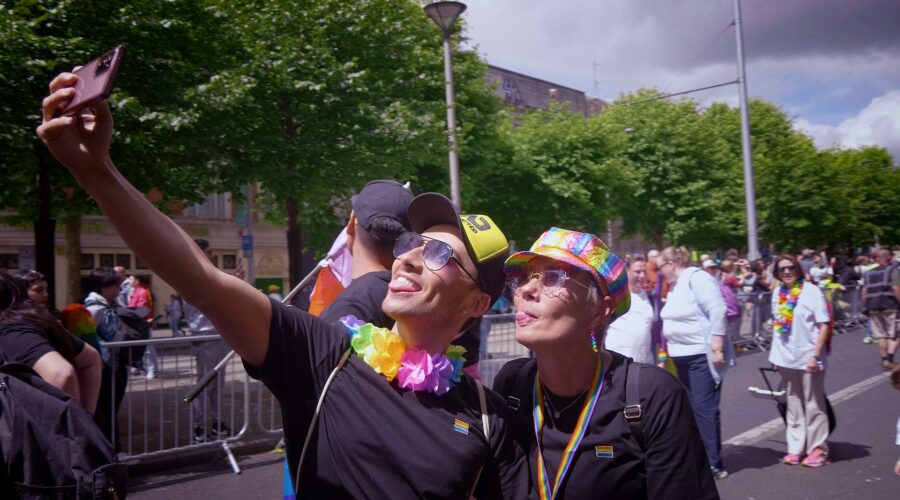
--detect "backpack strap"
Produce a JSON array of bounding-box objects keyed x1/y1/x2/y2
[
  {"x1": 505, "y1": 358, "x2": 536, "y2": 413},
  {"x1": 294, "y1": 347, "x2": 353, "y2": 492},
  {"x1": 623, "y1": 360, "x2": 646, "y2": 452},
  {"x1": 467, "y1": 380, "x2": 491, "y2": 499}
]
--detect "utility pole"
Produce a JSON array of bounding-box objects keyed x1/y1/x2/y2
[{"x1": 734, "y1": 0, "x2": 760, "y2": 260}]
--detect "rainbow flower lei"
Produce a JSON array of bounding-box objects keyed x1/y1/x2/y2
[
  {"x1": 773, "y1": 283, "x2": 803, "y2": 336},
  {"x1": 339, "y1": 316, "x2": 466, "y2": 395}
]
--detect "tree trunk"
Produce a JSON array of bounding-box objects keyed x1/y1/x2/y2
[
  {"x1": 651, "y1": 226, "x2": 665, "y2": 249},
  {"x1": 64, "y1": 215, "x2": 82, "y2": 304},
  {"x1": 286, "y1": 195, "x2": 303, "y2": 287},
  {"x1": 35, "y1": 154, "x2": 56, "y2": 309}
]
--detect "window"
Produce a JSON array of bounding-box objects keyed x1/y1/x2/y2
[
  {"x1": 222, "y1": 254, "x2": 237, "y2": 269},
  {"x1": 81, "y1": 254, "x2": 95, "y2": 270},
  {"x1": 136, "y1": 256, "x2": 149, "y2": 270},
  {"x1": 116, "y1": 254, "x2": 132, "y2": 269},
  {"x1": 0, "y1": 254, "x2": 18, "y2": 270},
  {"x1": 184, "y1": 192, "x2": 232, "y2": 219},
  {"x1": 99, "y1": 254, "x2": 115, "y2": 268}
]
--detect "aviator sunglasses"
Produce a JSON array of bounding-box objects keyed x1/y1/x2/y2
[{"x1": 393, "y1": 232, "x2": 480, "y2": 287}]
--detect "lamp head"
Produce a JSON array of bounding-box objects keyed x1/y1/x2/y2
[{"x1": 424, "y1": 1, "x2": 467, "y2": 35}]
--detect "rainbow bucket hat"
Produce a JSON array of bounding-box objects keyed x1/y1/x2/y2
[{"x1": 504, "y1": 227, "x2": 630, "y2": 321}]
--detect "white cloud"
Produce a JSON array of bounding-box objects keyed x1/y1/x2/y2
[
  {"x1": 794, "y1": 90, "x2": 900, "y2": 160},
  {"x1": 463, "y1": 0, "x2": 900, "y2": 130}
]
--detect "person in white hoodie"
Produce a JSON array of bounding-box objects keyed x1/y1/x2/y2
[{"x1": 656, "y1": 246, "x2": 732, "y2": 480}]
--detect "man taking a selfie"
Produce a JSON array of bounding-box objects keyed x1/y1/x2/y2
[{"x1": 38, "y1": 71, "x2": 528, "y2": 498}]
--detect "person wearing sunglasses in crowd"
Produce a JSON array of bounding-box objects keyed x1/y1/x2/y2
[
  {"x1": 769, "y1": 255, "x2": 833, "y2": 467},
  {"x1": 37, "y1": 73, "x2": 528, "y2": 497},
  {"x1": 493, "y1": 228, "x2": 718, "y2": 500}
]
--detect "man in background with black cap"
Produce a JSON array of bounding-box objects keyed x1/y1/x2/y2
[
  {"x1": 318, "y1": 179, "x2": 413, "y2": 328},
  {"x1": 38, "y1": 78, "x2": 528, "y2": 497}
]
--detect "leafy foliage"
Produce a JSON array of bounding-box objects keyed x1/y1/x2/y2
[{"x1": 0, "y1": 0, "x2": 246, "y2": 225}]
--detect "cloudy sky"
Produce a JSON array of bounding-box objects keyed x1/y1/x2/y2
[{"x1": 463, "y1": 0, "x2": 900, "y2": 159}]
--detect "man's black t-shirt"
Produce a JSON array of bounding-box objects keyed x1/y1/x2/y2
[
  {"x1": 0, "y1": 321, "x2": 85, "y2": 367},
  {"x1": 493, "y1": 352, "x2": 718, "y2": 500},
  {"x1": 243, "y1": 298, "x2": 529, "y2": 499},
  {"x1": 320, "y1": 271, "x2": 393, "y2": 328}
]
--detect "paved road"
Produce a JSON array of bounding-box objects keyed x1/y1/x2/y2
[{"x1": 130, "y1": 326, "x2": 900, "y2": 499}]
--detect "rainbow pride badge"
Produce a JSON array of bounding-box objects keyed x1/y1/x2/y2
[
  {"x1": 453, "y1": 419, "x2": 470, "y2": 435},
  {"x1": 595, "y1": 445, "x2": 614, "y2": 459}
]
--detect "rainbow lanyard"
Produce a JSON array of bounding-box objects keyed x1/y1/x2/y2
[{"x1": 533, "y1": 357, "x2": 605, "y2": 500}]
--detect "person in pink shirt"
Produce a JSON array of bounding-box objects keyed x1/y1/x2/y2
[{"x1": 127, "y1": 275, "x2": 157, "y2": 379}]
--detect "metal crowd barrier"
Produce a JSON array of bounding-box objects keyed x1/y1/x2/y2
[
  {"x1": 100, "y1": 287, "x2": 868, "y2": 473},
  {"x1": 830, "y1": 285, "x2": 866, "y2": 334},
  {"x1": 100, "y1": 335, "x2": 276, "y2": 474},
  {"x1": 479, "y1": 313, "x2": 529, "y2": 387},
  {"x1": 732, "y1": 291, "x2": 773, "y2": 352}
]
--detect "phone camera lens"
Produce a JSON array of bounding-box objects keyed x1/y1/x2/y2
[{"x1": 97, "y1": 54, "x2": 113, "y2": 73}]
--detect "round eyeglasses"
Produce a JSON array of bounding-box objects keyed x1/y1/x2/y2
[{"x1": 506, "y1": 268, "x2": 591, "y2": 296}]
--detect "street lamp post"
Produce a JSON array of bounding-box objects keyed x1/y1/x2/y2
[
  {"x1": 733, "y1": 0, "x2": 760, "y2": 260},
  {"x1": 424, "y1": 1, "x2": 467, "y2": 210}
]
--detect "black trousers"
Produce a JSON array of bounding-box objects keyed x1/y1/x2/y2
[{"x1": 94, "y1": 361, "x2": 128, "y2": 452}]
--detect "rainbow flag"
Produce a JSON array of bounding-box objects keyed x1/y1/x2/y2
[
  {"x1": 61, "y1": 303, "x2": 103, "y2": 353},
  {"x1": 307, "y1": 227, "x2": 352, "y2": 316}
]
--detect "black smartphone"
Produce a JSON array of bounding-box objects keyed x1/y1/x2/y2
[{"x1": 57, "y1": 45, "x2": 126, "y2": 117}]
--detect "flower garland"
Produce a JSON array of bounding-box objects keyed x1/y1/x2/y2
[
  {"x1": 339, "y1": 316, "x2": 465, "y2": 395},
  {"x1": 773, "y1": 282, "x2": 803, "y2": 336}
]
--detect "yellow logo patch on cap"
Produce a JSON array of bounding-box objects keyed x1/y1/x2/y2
[{"x1": 460, "y1": 215, "x2": 508, "y2": 263}]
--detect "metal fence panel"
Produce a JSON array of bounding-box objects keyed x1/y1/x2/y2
[
  {"x1": 98, "y1": 288, "x2": 865, "y2": 471},
  {"x1": 100, "y1": 336, "x2": 252, "y2": 472}
]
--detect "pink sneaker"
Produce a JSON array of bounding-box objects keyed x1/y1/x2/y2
[
  {"x1": 782, "y1": 453, "x2": 802, "y2": 465},
  {"x1": 801, "y1": 448, "x2": 830, "y2": 468}
]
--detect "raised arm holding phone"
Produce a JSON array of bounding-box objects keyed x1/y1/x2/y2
[{"x1": 37, "y1": 71, "x2": 272, "y2": 367}]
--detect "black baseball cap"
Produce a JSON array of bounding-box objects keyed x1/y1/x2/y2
[
  {"x1": 351, "y1": 180, "x2": 414, "y2": 239},
  {"x1": 407, "y1": 193, "x2": 510, "y2": 304}
]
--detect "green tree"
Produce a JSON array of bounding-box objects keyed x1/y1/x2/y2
[
  {"x1": 0, "y1": 0, "x2": 244, "y2": 302},
  {"x1": 597, "y1": 89, "x2": 743, "y2": 248},
  {"x1": 746, "y1": 100, "x2": 844, "y2": 250},
  {"x1": 191, "y1": 0, "x2": 506, "y2": 283},
  {"x1": 473, "y1": 104, "x2": 619, "y2": 245},
  {"x1": 824, "y1": 146, "x2": 899, "y2": 247}
]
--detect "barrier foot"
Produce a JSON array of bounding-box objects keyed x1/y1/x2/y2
[{"x1": 223, "y1": 442, "x2": 241, "y2": 474}]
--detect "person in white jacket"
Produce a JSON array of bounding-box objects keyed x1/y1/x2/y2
[{"x1": 656, "y1": 246, "x2": 731, "y2": 480}]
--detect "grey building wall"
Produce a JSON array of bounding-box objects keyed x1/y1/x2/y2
[{"x1": 486, "y1": 65, "x2": 591, "y2": 115}]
